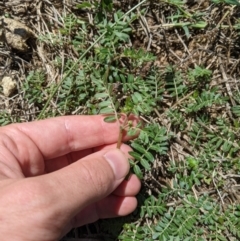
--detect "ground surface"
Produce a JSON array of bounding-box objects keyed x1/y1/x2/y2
[{"x1": 1, "y1": 0, "x2": 240, "y2": 240}]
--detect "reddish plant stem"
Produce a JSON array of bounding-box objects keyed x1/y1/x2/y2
[
  {"x1": 116, "y1": 114, "x2": 132, "y2": 180},
  {"x1": 117, "y1": 126, "x2": 124, "y2": 149}
]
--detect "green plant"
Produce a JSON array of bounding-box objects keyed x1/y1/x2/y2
[
  {"x1": 0, "y1": 111, "x2": 12, "y2": 126},
  {"x1": 185, "y1": 89, "x2": 227, "y2": 113},
  {"x1": 129, "y1": 124, "x2": 169, "y2": 179},
  {"x1": 116, "y1": 194, "x2": 240, "y2": 240},
  {"x1": 23, "y1": 71, "x2": 47, "y2": 106},
  {"x1": 36, "y1": 0, "x2": 147, "y2": 119},
  {"x1": 188, "y1": 66, "x2": 212, "y2": 85},
  {"x1": 164, "y1": 65, "x2": 187, "y2": 99}
]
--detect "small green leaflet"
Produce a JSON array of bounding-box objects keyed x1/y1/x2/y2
[
  {"x1": 127, "y1": 127, "x2": 138, "y2": 136},
  {"x1": 140, "y1": 158, "x2": 151, "y2": 170},
  {"x1": 211, "y1": 0, "x2": 240, "y2": 5},
  {"x1": 133, "y1": 164, "x2": 143, "y2": 179},
  {"x1": 76, "y1": 2, "x2": 92, "y2": 9},
  {"x1": 95, "y1": 92, "x2": 109, "y2": 98},
  {"x1": 131, "y1": 142, "x2": 146, "y2": 153},
  {"x1": 100, "y1": 107, "x2": 114, "y2": 114},
  {"x1": 129, "y1": 151, "x2": 142, "y2": 160},
  {"x1": 98, "y1": 100, "x2": 111, "y2": 108},
  {"x1": 224, "y1": 0, "x2": 240, "y2": 5},
  {"x1": 104, "y1": 115, "x2": 117, "y2": 123}
]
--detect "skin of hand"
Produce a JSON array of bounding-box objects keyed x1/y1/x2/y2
[{"x1": 0, "y1": 115, "x2": 141, "y2": 241}]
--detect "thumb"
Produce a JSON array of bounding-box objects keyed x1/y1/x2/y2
[{"x1": 44, "y1": 149, "x2": 129, "y2": 219}]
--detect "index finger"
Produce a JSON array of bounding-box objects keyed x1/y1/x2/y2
[{"x1": 1, "y1": 115, "x2": 138, "y2": 159}]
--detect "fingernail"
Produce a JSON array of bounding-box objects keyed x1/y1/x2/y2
[{"x1": 104, "y1": 149, "x2": 129, "y2": 180}]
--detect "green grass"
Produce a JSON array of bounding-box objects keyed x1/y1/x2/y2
[{"x1": 1, "y1": 0, "x2": 240, "y2": 240}]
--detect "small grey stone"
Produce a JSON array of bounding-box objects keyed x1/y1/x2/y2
[{"x1": 1, "y1": 76, "x2": 17, "y2": 97}]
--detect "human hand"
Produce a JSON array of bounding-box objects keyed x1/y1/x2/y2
[{"x1": 0, "y1": 115, "x2": 141, "y2": 241}]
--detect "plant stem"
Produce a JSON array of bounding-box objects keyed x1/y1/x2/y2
[
  {"x1": 116, "y1": 114, "x2": 132, "y2": 180},
  {"x1": 117, "y1": 126, "x2": 124, "y2": 149}
]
